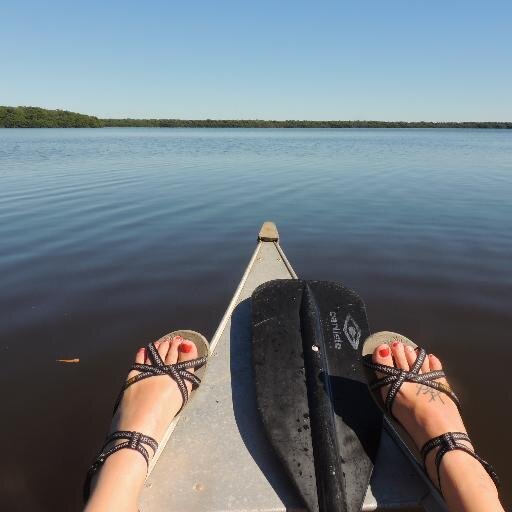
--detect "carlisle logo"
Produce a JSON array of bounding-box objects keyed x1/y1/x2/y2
[
  {"x1": 330, "y1": 311, "x2": 361, "y2": 350},
  {"x1": 343, "y1": 314, "x2": 361, "y2": 350}
]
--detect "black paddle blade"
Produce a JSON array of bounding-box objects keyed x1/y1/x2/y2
[{"x1": 252, "y1": 280, "x2": 382, "y2": 512}]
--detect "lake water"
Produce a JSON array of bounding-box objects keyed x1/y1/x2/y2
[{"x1": 1, "y1": 128, "x2": 511, "y2": 510}]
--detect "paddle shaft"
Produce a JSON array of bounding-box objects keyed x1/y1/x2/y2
[{"x1": 300, "y1": 285, "x2": 345, "y2": 512}]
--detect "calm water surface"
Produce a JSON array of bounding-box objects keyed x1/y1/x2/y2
[{"x1": 1, "y1": 128, "x2": 511, "y2": 510}]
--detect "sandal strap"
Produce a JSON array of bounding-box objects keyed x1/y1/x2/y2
[
  {"x1": 420, "y1": 432, "x2": 499, "y2": 495},
  {"x1": 113, "y1": 341, "x2": 208, "y2": 413},
  {"x1": 363, "y1": 348, "x2": 460, "y2": 414},
  {"x1": 83, "y1": 430, "x2": 158, "y2": 502}
]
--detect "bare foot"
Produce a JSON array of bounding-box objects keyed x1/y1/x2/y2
[
  {"x1": 85, "y1": 334, "x2": 198, "y2": 511},
  {"x1": 373, "y1": 340, "x2": 466, "y2": 452},
  {"x1": 371, "y1": 339, "x2": 500, "y2": 502},
  {"x1": 372, "y1": 340, "x2": 503, "y2": 512},
  {"x1": 111, "y1": 334, "x2": 198, "y2": 444}
]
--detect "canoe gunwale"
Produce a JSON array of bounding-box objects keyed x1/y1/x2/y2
[{"x1": 209, "y1": 238, "x2": 296, "y2": 354}]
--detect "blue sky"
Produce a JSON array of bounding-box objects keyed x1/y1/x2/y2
[{"x1": 1, "y1": 0, "x2": 511, "y2": 120}]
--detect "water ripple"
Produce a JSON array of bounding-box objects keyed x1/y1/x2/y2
[{"x1": 1, "y1": 127, "x2": 512, "y2": 509}]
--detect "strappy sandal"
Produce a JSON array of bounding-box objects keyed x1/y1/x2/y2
[
  {"x1": 83, "y1": 330, "x2": 209, "y2": 502},
  {"x1": 361, "y1": 331, "x2": 499, "y2": 495}
]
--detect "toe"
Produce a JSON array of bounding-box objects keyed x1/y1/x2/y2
[
  {"x1": 404, "y1": 345, "x2": 429, "y2": 373},
  {"x1": 178, "y1": 338, "x2": 199, "y2": 393},
  {"x1": 429, "y1": 353, "x2": 442, "y2": 371},
  {"x1": 178, "y1": 338, "x2": 198, "y2": 364},
  {"x1": 421, "y1": 349, "x2": 431, "y2": 373},
  {"x1": 157, "y1": 339, "x2": 170, "y2": 361},
  {"x1": 391, "y1": 340, "x2": 410, "y2": 370},
  {"x1": 372, "y1": 343, "x2": 393, "y2": 368},
  {"x1": 165, "y1": 335, "x2": 182, "y2": 365},
  {"x1": 135, "y1": 347, "x2": 146, "y2": 364},
  {"x1": 404, "y1": 345, "x2": 417, "y2": 368},
  {"x1": 428, "y1": 353, "x2": 449, "y2": 385},
  {"x1": 372, "y1": 344, "x2": 394, "y2": 401}
]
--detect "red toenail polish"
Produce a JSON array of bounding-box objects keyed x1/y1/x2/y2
[
  {"x1": 179, "y1": 342, "x2": 192, "y2": 353},
  {"x1": 378, "y1": 347, "x2": 390, "y2": 357},
  {"x1": 392, "y1": 340, "x2": 399, "y2": 347}
]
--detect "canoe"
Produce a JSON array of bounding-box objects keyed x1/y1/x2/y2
[{"x1": 139, "y1": 222, "x2": 446, "y2": 511}]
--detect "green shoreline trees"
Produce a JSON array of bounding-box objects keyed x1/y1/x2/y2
[
  {"x1": 102, "y1": 118, "x2": 512, "y2": 128},
  {"x1": 0, "y1": 106, "x2": 103, "y2": 128},
  {"x1": 1, "y1": 106, "x2": 511, "y2": 128}
]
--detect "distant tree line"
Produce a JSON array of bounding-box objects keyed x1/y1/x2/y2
[
  {"x1": 1, "y1": 106, "x2": 511, "y2": 129},
  {"x1": 102, "y1": 118, "x2": 512, "y2": 129},
  {"x1": 0, "y1": 106, "x2": 103, "y2": 128}
]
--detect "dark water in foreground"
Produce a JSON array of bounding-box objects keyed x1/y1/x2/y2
[{"x1": 0, "y1": 128, "x2": 511, "y2": 510}]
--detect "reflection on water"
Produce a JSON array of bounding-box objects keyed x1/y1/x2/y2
[{"x1": 0, "y1": 128, "x2": 511, "y2": 510}]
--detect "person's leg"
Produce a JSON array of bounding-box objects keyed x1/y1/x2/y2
[
  {"x1": 372, "y1": 341, "x2": 503, "y2": 512},
  {"x1": 85, "y1": 335, "x2": 198, "y2": 512}
]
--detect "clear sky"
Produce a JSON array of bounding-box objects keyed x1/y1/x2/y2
[{"x1": 1, "y1": 0, "x2": 511, "y2": 121}]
